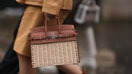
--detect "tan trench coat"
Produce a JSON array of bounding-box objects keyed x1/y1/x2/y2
[
  {"x1": 14, "y1": 0, "x2": 73, "y2": 56},
  {"x1": 16, "y1": 0, "x2": 73, "y2": 15}
]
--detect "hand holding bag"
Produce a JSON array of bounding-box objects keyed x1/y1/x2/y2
[{"x1": 29, "y1": 16, "x2": 80, "y2": 68}]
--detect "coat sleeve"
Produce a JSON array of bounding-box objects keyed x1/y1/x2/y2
[
  {"x1": 42, "y1": 0, "x2": 63, "y2": 15},
  {"x1": 16, "y1": 0, "x2": 25, "y2": 4}
]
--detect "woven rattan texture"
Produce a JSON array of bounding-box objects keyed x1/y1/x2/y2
[{"x1": 31, "y1": 41, "x2": 79, "y2": 68}]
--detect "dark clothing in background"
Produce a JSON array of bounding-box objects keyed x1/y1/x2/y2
[
  {"x1": 0, "y1": 43, "x2": 19, "y2": 74},
  {"x1": 0, "y1": 17, "x2": 21, "y2": 74}
]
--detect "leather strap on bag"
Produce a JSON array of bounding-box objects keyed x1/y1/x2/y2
[{"x1": 44, "y1": 14, "x2": 61, "y2": 35}]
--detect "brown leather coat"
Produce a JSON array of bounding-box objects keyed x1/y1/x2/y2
[{"x1": 16, "y1": 0, "x2": 73, "y2": 15}]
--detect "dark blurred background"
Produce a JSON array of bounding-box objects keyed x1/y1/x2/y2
[
  {"x1": 0, "y1": 0, "x2": 23, "y2": 57},
  {"x1": 0, "y1": 0, "x2": 21, "y2": 9},
  {"x1": 0, "y1": 0, "x2": 132, "y2": 74}
]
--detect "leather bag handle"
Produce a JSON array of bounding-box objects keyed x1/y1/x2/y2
[{"x1": 44, "y1": 14, "x2": 61, "y2": 35}]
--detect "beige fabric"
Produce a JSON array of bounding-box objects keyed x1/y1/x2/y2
[
  {"x1": 14, "y1": 6, "x2": 70, "y2": 57},
  {"x1": 16, "y1": 0, "x2": 72, "y2": 15}
]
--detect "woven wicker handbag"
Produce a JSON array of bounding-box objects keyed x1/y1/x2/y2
[{"x1": 29, "y1": 17, "x2": 80, "y2": 68}]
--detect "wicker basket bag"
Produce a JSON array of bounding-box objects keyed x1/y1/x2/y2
[{"x1": 29, "y1": 17, "x2": 80, "y2": 68}]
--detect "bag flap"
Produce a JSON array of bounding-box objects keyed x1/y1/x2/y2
[
  {"x1": 30, "y1": 25, "x2": 75, "y2": 34},
  {"x1": 29, "y1": 25, "x2": 77, "y2": 40}
]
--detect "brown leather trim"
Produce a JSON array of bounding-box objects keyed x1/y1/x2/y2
[
  {"x1": 30, "y1": 25, "x2": 75, "y2": 33},
  {"x1": 30, "y1": 37, "x2": 77, "y2": 44},
  {"x1": 30, "y1": 31, "x2": 77, "y2": 39}
]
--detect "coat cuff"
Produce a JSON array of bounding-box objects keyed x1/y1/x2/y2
[{"x1": 42, "y1": 5, "x2": 61, "y2": 15}]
